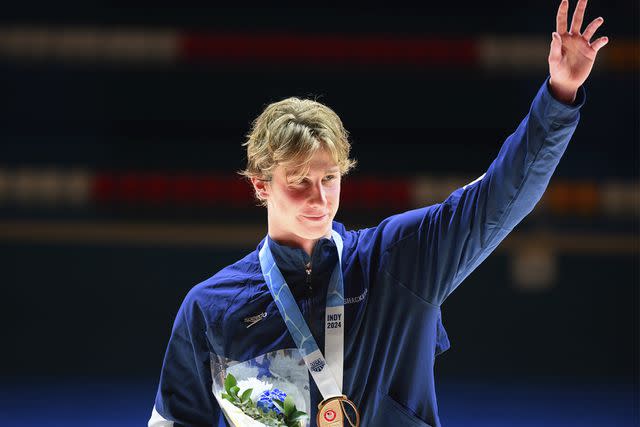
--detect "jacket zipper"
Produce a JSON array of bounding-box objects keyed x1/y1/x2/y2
[
  {"x1": 304, "y1": 260, "x2": 314, "y2": 337},
  {"x1": 305, "y1": 261, "x2": 312, "y2": 290}
]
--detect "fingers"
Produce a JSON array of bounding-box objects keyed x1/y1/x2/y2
[
  {"x1": 570, "y1": 0, "x2": 588, "y2": 34},
  {"x1": 582, "y1": 17, "x2": 604, "y2": 42},
  {"x1": 590, "y1": 36, "x2": 609, "y2": 53},
  {"x1": 549, "y1": 32, "x2": 563, "y2": 64},
  {"x1": 556, "y1": 0, "x2": 569, "y2": 34}
]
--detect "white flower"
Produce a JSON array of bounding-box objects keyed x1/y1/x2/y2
[
  {"x1": 236, "y1": 377, "x2": 272, "y2": 403},
  {"x1": 268, "y1": 354, "x2": 305, "y2": 379},
  {"x1": 229, "y1": 364, "x2": 260, "y2": 380}
]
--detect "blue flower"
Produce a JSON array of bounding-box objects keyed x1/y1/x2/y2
[{"x1": 256, "y1": 388, "x2": 287, "y2": 414}]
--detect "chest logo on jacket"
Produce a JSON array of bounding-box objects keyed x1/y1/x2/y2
[{"x1": 243, "y1": 312, "x2": 267, "y2": 328}]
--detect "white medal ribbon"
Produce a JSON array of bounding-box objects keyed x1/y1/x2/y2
[{"x1": 259, "y1": 230, "x2": 345, "y2": 400}]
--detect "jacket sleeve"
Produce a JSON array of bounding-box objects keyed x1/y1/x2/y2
[
  {"x1": 149, "y1": 292, "x2": 224, "y2": 427},
  {"x1": 372, "y1": 76, "x2": 586, "y2": 306}
]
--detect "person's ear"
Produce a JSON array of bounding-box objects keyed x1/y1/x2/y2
[{"x1": 251, "y1": 177, "x2": 270, "y2": 201}]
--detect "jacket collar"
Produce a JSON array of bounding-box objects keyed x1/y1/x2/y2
[{"x1": 267, "y1": 235, "x2": 338, "y2": 288}]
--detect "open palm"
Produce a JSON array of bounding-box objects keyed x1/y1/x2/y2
[{"x1": 549, "y1": 0, "x2": 608, "y2": 95}]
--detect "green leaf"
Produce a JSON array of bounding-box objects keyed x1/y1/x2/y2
[
  {"x1": 224, "y1": 374, "x2": 237, "y2": 394},
  {"x1": 241, "y1": 388, "x2": 253, "y2": 403},
  {"x1": 221, "y1": 393, "x2": 235, "y2": 403},
  {"x1": 285, "y1": 418, "x2": 301, "y2": 427},
  {"x1": 230, "y1": 385, "x2": 240, "y2": 397},
  {"x1": 283, "y1": 396, "x2": 295, "y2": 417}
]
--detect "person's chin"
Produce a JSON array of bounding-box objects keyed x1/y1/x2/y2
[{"x1": 298, "y1": 215, "x2": 332, "y2": 234}]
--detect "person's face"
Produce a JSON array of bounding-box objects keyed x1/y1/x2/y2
[{"x1": 253, "y1": 149, "x2": 341, "y2": 250}]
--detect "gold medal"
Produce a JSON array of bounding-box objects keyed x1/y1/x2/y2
[{"x1": 317, "y1": 395, "x2": 360, "y2": 427}]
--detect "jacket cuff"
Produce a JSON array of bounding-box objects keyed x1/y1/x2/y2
[{"x1": 541, "y1": 75, "x2": 586, "y2": 123}]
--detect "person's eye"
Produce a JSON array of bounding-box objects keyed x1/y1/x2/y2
[
  {"x1": 323, "y1": 174, "x2": 337, "y2": 182},
  {"x1": 289, "y1": 177, "x2": 309, "y2": 187}
]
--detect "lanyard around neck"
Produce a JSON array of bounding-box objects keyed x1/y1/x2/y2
[{"x1": 259, "y1": 231, "x2": 345, "y2": 400}]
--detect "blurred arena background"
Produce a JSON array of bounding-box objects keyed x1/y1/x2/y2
[{"x1": 0, "y1": 1, "x2": 638, "y2": 426}]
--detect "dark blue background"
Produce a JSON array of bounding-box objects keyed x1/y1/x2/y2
[{"x1": 1, "y1": 1, "x2": 637, "y2": 426}]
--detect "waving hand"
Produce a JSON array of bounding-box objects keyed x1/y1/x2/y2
[{"x1": 548, "y1": 0, "x2": 609, "y2": 103}]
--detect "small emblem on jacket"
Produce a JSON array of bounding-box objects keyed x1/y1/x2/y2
[
  {"x1": 243, "y1": 312, "x2": 267, "y2": 328},
  {"x1": 309, "y1": 358, "x2": 325, "y2": 372}
]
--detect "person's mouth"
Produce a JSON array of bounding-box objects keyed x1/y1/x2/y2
[{"x1": 301, "y1": 214, "x2": 328, "y2": 222}]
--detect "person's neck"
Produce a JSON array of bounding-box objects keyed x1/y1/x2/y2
[
  {"x1": 268, "y1": 232, "x2": 317, "y2": 258},
  {"x1": 267, "y1": 216, "x2": 330, "y2": 257}
]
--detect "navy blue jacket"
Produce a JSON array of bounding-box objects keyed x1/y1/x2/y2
[{"x1": 150, "y1": 77, "x2": 585, "y2": 427}]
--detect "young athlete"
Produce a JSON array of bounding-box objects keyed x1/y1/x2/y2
[{"x1": 149, "y1": 1, "x2": 608, "y2": 425}]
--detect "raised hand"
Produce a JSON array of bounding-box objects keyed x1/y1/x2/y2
[{"x1": 548, "y1": 0, "x2": 609, "y2": 103}]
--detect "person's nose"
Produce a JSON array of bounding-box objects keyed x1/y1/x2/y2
[{"x1": 308, "y1": 180, "x2": 327, "y2": 207}]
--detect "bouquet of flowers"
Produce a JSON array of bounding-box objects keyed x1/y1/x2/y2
[
  {"x1": 219, "y1": 373, "x2": 308, "y2": 427},
  {"x1": 211, "y1": 349, "x2": 311, "y2": 427}
]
